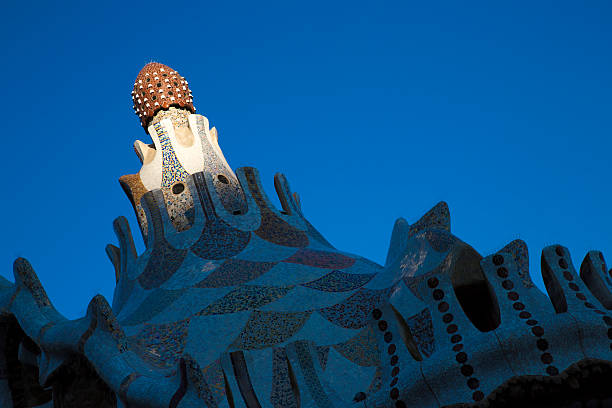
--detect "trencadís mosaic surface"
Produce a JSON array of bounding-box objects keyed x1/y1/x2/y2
[{"x1": 0, "y1": 63, "x2": 610, "y2": 408}]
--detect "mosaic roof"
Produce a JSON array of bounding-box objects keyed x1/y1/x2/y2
[{"x1": 0, "y1": 62, "x2": 610, "y2": 408}]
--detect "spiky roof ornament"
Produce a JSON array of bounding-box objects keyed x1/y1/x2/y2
[
  {"x1": 131, "y1": 62, "x2": 195, "y2": 129},
  {"x1": 0, "y1": 61, "x2": 610, "y2": 408}
]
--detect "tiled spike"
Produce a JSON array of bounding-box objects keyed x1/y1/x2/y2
[
  {"x1": 86, "y1": 295, "x2": 128, "y2": 353},
  {"x1": 238, "y1": 166, "x2": 309, "y2": 247},
  {"x1": 140, "y1": 192, "x2": 166, "y2": 248},
  {"x1": 580, "y1": 251, "x2": 612, "y2": 309},
  {"x1": 118, "y1": 174, "x2": 150, "y2": 242},
  {"x1": 542, "y1": 245, "x2": 612, "y2": 360},
  {"x1": 408, "y1": 201, "x2": 450, "y2": 237},
  {"x1": 541, "y1": 245, "x2": 571, "y2": 313},
  {"x1": 385, "y1": 217, "x2": 410, "y2": 267},
  {"x1": 12, "y1": 258, "x2": 51, "y2": 308},
  {"x1": 498, "y1": 239, "x2": 534, "y2": 288},
  {"x1": 542, "y1": 245, "x2": 610, "y2": 312},
  {"x1": 111, "y1": 216, "x2": 139, "y2": 313},
  {"x1": 112, "y1": 216, "x2": 137, "y2": 271},
  {"x1": 133, "y1": 140, "x2": 156, "y2": 164},
  {"x1": 240, "y1": 167, "x2": 277, "y2": 212},
  {"x1": 292, "y1": 192, "x2": 301, "y2": 210},
  {"x1": 274, "y1": 173, "x2": 300, "y2": 216},
  {"x1": 105, "y1": 244, "x2": 121, "y2": 283}
]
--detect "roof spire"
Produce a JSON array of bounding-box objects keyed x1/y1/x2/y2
[{"x1": 131, "y1": 62, "x2": 195, "y2": 130}]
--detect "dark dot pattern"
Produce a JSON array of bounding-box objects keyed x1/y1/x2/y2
[
  {"x1": 492, "y1": 254, "x2": 558, "y2": 376},
  {"x1": 467, "y1": 378, "x2": 480, "y2": 389},
  {"x1": 428, "y1": 277, "x2": 483, "y2": 401},
  {"x1": 372, "y1": 308, "x2": 406, "y2": 406},
  {"x1": 540, "y1": 353, "x2": 553, "y2": 364},
  {"x1": 556, "y1": 250, "x2": 612, "y2": 352},
  {"x1": 455, "y1": 352, "x2": 467, "y2": 363},
  {"x1": 461, "y1": 365, "x2": 474, "y2": 377},
  {"x1": 536, "y1": 339, "x2": 549, "y2": 351},
  {"x1": 433, "y1": 289, "x2": 444, "y2": 300}
]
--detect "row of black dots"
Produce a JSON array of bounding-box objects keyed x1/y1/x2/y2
[
  {"x1": 426, "y1": 277, "x2": 484, "y2": 402},
  {"x1": 492, "y1": 254, "x2": 559, "y2": 376},
  {"x1": 554, "y1": 246, "x2": 612, "y2": 350},
  {"x1": 372, "y1": 308, "x2": 407, "y2": 408}
]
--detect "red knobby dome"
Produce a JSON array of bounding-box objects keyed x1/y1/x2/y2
[{"x1": 132, "y1": 62, "x2": 195, "y2": 129}]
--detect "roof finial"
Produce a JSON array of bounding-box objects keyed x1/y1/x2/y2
[{"x1": 131, "y1": 62, "x2": 195, "y2": 130}]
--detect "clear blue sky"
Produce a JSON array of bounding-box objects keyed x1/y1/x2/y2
[{"x1": 1, "y1": 1, "x2": 610, "y2": 319}]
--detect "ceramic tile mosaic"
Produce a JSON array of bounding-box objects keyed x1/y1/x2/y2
[{"x1": 2, "y1": 62, "x2": 610, "y2": 407}]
